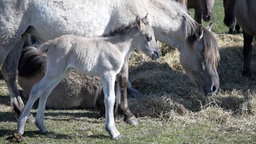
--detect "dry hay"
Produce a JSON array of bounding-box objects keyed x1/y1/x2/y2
[{"x1": 128, "y1": 33, "x2": 256, "y2": 119}]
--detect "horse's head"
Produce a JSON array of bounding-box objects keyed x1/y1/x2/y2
[
  {"x1": 223, "y1": 0, "x2": 236, "y2": 27},
  {"x1": 201, "y1": 0, "x2": 214, "y2": 21},
  {"x1": 133, "y1": 15, "x2": 161, "y2": 60},
  {"x1": 180, "y1": 25, "x2": 220, "y2": 96}
]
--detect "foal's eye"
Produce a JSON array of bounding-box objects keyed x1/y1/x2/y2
[{"x1": 146, "y1": 35, "x2": 152, "y2": 41}]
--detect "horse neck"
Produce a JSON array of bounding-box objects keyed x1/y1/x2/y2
[
  {"x1": 148, "y1": 0, "x2": 199, "y2": 50},
  {"x1": 106, "y1": 27, "x2": 139, "y2": 57}
]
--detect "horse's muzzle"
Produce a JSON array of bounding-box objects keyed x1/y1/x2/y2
[
  {"x1": 151, "y1": 50, "x2": 161, "y2": 60},
  {"x1": 204, "y1": 84, "x2": 218, "y2": 96}
]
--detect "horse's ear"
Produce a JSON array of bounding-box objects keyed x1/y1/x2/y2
[
  {"x1": 187, "y1": 25, "x2": 203, "y2": 44},
  {"x1": 141, "y1": 13, "x2": 149, "y2": 25},
  {"x1": 195, "y1": 25, "x2": 203, "y2": 40},
  {"x1": 136, "y1": 16, "x2": 141, "y2": 26},
  {"x1": 206, "y1": 22, "x2": 213, "y2": 32}
]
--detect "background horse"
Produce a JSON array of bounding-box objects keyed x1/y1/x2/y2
[
  {"x1": 15, "y1": 16, "x2": 160, "y2": 141},
  {"x1": 177, "y1": 0, "x2": 215, "y2": 24},
  {"x1": 224, "y1": 0, "x2": 256, "y2": 76},
  {"x1": 223, "y1": 0, "x2": 240, "y2": 34},
  {"x1": 1, "y1": 0, "x2": 219, "y2": 128}
]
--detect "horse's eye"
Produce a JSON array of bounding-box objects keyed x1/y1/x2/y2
[{"x1": 146, "y1": 35, "x2": 152, "y2": 41}]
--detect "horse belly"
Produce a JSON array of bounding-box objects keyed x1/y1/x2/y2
[
  {"x1": 234, "y1": 0, "x2": 256, "y2": 35},
  {"x1": 29, "y1": 0, "x2": 113, "y2": 41}
]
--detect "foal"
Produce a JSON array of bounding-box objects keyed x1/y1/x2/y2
[{"x1": 15, "y1": 16, "x2": 160, "y2": 140}]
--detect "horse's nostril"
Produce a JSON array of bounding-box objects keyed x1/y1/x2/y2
[{"x1": 211, "y1": 85, "x2": 217, "y2": 92}]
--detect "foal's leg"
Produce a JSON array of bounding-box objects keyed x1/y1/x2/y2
[
  {"x1": 242, "y1": 31, "x2": 253, "y2": 77},
  {"x1": 117, "y1": 56, "x2": 139, "y2": 126},
  {"x1": 101, "y1": 72, "x2": 121, "y2": 140},
  {"x1": 35, "y1": 74, "x2": 65, "y2": 133},
  {"x1": 1, "y1": 35, "x2": 34, "y2": 123}
]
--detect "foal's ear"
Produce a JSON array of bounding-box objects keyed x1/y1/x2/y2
[
  {"x1": 141, "y1": 13, "x2": 149, "y2": 25},
  {"x1": 136, "y1": 16, "x2": 141, "y2": 26}
]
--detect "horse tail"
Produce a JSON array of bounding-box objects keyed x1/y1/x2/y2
[{"x1": 18, "y1": 46, "x2": 46, "y2": 77}]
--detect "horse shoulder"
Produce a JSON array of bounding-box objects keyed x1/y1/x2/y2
[{"x1": 96, "y1": 41, "x2": 123, "y2": 72}]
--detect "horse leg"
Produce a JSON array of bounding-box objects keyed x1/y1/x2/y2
[
  {"x1": 1, "y1": 35, "x2": 34, "y2": 123},
  {"x1": 235, "y1": 22, "x2": 240, "y2": 33},
  {"x1": 242, "y1": 31, "x2": 254, "y2": 77},
  {"x1": 117, "y1": 57, "x2": 139, "y2": 126},
  {"x1": 194, "y1": 8, "x2": 202, "y2": 24},
  {"x1": 101, "y1": 72, "x2": 121, "y2": 140}
]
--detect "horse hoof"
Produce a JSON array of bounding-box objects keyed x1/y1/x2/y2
[
  {"x1": 6, "y1": 133, "x2": 23, "y2": 143},
  {"x1": 112, "y1": 134, "x2": 122, "y2": 140},
  {"x1": 126, "y1": 117, "x2": 139, "y2": 126},
  {"x1": 242, "y1": 70, "x2": 251, "y2": 77},
  {"x1": 26, "y1": 114, "x2": 35, "y2": 123}
]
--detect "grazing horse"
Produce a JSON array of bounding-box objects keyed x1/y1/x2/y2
[
  {"x1": 223, "y1": 0, "x2": 240, "y2": 34},
  {"x1": 14, "y1": 16, "x2": 160, "y2": 141},
  {"x1": 176, "y1": 0, "x2": 215, "y2": 24},
  {"x1": 18, "y1": 0, "x2": 220, "y2": 116},
  {"x1": 1, "y1": 0, "x2": 219, "y2": 129},
  {"x1": 224, "y1": 0, "x2": 256, "y2": 76}
]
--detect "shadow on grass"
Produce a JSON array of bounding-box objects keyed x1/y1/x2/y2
[
  {"x1": 1, "y1": 129, "x2": 74, "y2": 142},
  {"x1": 88, "y1": 134, "x2": 109, "y2": 139},
  {"x1": 0, "y1": 94, "x2": 10, "y2": 107},
  {"x1": 0, "y1": 112, "x2": 16, "y2": 122}
]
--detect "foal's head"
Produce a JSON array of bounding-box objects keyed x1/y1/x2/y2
[{"x1": 132, "y1": 15, "x2": 161, "y2": 60}]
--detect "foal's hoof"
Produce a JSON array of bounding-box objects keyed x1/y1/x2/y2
[
  {"x1": 6, "y1": 133, "x2": 23, "y2": 143},
  {"x1": 26, "y1": 114, "x2": 35, "y2": 123},
  {"x1": 125, "y1": 117, "x2": 139, "y2": 126},
  {"x1": 112, "y1": 134, "x2": 122, "y2": 140}
]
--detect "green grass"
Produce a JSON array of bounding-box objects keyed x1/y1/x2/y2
[{"x1": 189, "y1": 0, "x2": 229, "y2": 34}]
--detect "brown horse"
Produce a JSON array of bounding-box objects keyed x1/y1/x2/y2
[
  {"x1": 176, "y1": 0, "x2": 215, "y2": 24},
  {"x1": 225, "y1": 0, "x2": 256, "y2": 76},
  {"x1": 223, "y1": 0, "x2": 240, "y2": 34}
]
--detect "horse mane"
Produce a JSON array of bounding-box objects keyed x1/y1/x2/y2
[
  {"x1": 202, "y1": 29, "x2": 220, "y2": 68},
  {"x1": 103, "y1": 20, "x2": 139, "y2": 37},
  {"x1": 184, "y1": 16, "x2": 219, "y2": 68},
  {"x1": 18, "y1": 46, "x2": 46, "y2": 77}
]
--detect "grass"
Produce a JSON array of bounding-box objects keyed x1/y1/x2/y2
[{"x1": 1, "y1": 0, "x2": 256, "y2": 143}]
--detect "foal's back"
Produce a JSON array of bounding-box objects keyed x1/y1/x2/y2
[{"x1": 40, "y1": 35, "x2": 123, "y2": 75}]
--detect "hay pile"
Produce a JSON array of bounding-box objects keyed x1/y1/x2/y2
[{"x1": 128, "y1": 33, "x2": 256, "y2": 119}]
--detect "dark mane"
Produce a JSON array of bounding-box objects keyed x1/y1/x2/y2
[
  {"x1": 18, "y1": 46, "x2": 46, "y2": 77},
  {"x1": 103, "y1": 21, "x2": 137, "y2": 37}
]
